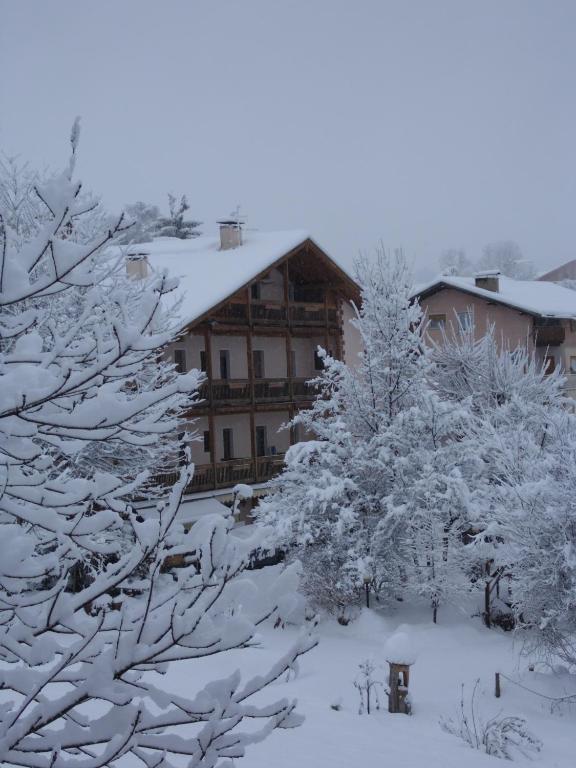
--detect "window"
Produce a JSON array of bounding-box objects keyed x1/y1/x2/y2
[
  {"x1": 174, "y1": 349, "x2": 186, "y2": 373},
  {"x1": 200, "y1": 350, "x2": 207, "y2": 373},
  {"x1": 255, "y1": 426, "x2": 268, "y2": 457},
  {"x1": 222, "y1": 428, "x2": 233, "y2": 461},
  {"x1": 570, "y1": 356, "x2": 576, "y2": 374},
  {"x1": 314, "y1": 350, "x2": 324, "y2": 371},
  {"x1": 253, "y1": 349, "x2": 265, "y2": 379},
  {"x1": 290, "y1": 349, "x2": 297, "y2": 377},
  {"x1": 544, "y1": 356, "x2": 556, "y2": 375},
  {"x1": 457, "y1": 311, "x2": 473, "y2": 331},
  {"x1": 219, "y1": 350, "x2": 230, "y2": 380},
  {"x1": 203, "y1": 431, "x2": 210, "y2": 453},
  {"x1": 428, "y1": 314, "x2": 446, "y2": 331},
  {"x1": 251, "y1": 282, "x2": 261, "y2": 300}
]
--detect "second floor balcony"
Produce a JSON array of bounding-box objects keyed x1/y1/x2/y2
[
  {"x1": 211, "y1": 298, "x2": 338, "y2": 327},
  {"x1": 197, "y1": 377, "x2": 317, "y2": 408}
]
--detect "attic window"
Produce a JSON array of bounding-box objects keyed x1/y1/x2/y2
[{"x1": 251, "y1": 283, "x2": 261, "y2": 300}]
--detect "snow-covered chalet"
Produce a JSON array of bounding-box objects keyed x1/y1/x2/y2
[{"x1": 126, "y1": 222, "x2": 360, "y2": 503}]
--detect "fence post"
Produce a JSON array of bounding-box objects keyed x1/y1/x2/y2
[{"x1": 495, "y1": 672, "x2": 501, "y2": 698}]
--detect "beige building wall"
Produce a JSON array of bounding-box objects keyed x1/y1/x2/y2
[
  {"x1": 255, "y1": 410, "x2": 291, "y2": 454},
  {"x1": 186, "y1": 416, "x2": 210, "y2": 466},
  {"x1": 292, "y1": 335, "x2": 324, "y2": 378},
  {"x1": 168, "y1": 332, "x2": 204, "y2": 373},
  {"x1": 252, "y1": 335, "x2": 287, "y2": 377},
  {"x1": 211, "y1": 334, "x2": 248, "y2": 378},
  {"x1": 214, "y1": 413, "x2": 251, "y2": 460}
]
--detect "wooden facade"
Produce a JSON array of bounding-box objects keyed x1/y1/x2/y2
[{"x1": 157, "y1": 238, "x2": 359, "y2": 495}]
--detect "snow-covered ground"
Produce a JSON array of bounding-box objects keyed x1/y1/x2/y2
[{"x1": 160, "y1": 587, "x2": 575, "y2": 768}]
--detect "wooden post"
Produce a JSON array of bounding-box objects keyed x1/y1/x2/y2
[
  {"x1": 495, "y1": 672, "x2": 501, "y2": 698},
  {"x1": 204, "y1": 326, "x2": 217, "y2": 489}
]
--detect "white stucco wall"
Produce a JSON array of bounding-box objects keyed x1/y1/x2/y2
[
  {"x1": 211, "y1": 334, "x2": 248, "y2": 378},
  {"x1": 254, "y1": 410, "x2": 291, "y2": 454},
  {"x1": 292, "y1": 335, "x2": 324, "y2": 378},
  {"x1": 252, "y1": 335, "x2": 287, "y2": 377},
  {"x1": 214, "y1": 413, "x2": 251, "y2": 460}
]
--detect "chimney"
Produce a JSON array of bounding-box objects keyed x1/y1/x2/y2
[
  {"x1": 217, "y1": 218, "x2": 244, "y2": 250},
  {"x1": 126, "y1": 253, "x2": 149, "y2": 279},
  {"x1": 474, "y1": 270, "x2": 500, "y2": 293}
]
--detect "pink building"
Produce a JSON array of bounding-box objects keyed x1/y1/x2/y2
[
  {"x1": 538, "y1": 259, "x2": 576, "y2": 283},
  {"x1": 413, "y1": 271, "x2": 576, "y2": 398}
]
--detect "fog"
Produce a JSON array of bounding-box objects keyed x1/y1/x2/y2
[{"x1": 2, "y1": 0, "x2": 575, "y2": 278}]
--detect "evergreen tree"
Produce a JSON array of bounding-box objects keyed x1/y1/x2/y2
[{"x1": 153, "y1": 192, "x2": 201, "y2": 239}]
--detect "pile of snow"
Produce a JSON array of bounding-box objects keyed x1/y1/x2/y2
[{"x1": 384, "y1": 630, "x2": 417, "y2": 666}]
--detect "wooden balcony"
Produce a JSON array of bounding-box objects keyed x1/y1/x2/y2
[
  {"x1": 290, "y1": 302, "x2": 337, "y2": 326},
  {"x1": 155, "y1": 454, "x2": 286, "y2": 494},
  {"x1": 533, "y1": 325, "x2": 565, "y2": 346},
  {"x1": 254, "y1": 378, "x2": 290, "y2": 402},
  {"x1": 211, "y1": 299, "x2": 338, "y2": 327},
  {"x1": 195, "y1": 377, "x2": 315, "y2": 407},
  {"x1": 211, "y1": 379, "x2": 251, "y2": 405},
  {"x1": 251, "y1": 301, "x2": 287, "y2": 324}
]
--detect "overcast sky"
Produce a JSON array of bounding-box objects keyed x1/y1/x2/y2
[{"x1": 1, "y1": 0, "x2": 576, "y2": 278}]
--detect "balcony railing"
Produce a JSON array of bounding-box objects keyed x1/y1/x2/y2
[
  {"x1": 255, "y1": 455, "x2": 285, "y2": 481},
  {"x1": 289, "y1": 304, "x2": 338, "y2": 326},
  {"x1": 194, "y1": 377, "x2": 316, "y2": 407},
  {"x1": 251, "y1": 301, "x2": 287, "y2": 324},
  {"x1": 210, "y1": 299, "x2": 338, "y2": 327},
  {"x1": 211, "y1": 379, "x2": 251, "y2": 405},
  {"x1": 213, "y1": 302, "x2": 248, "y2": 324},
  {"x1": 533, "y1": 325, "x2": 565, "y2": 346},
  {"x1": 254, "y1": 378, "x2": 290, "y2": 402},
  {"x1": 154, "y1": 454, "x2": 287, "y2": 495}
]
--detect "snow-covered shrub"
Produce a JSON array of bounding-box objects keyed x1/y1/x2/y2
[
  {"x1": 354, "y1": 659, "x2": 384, "y2": 714},
  {"x1": 441, "y1": 681, "x2": 542, "y2": 760},
  {"x1": 0, "y1": 125, "x2": 315, "y2": 767}
]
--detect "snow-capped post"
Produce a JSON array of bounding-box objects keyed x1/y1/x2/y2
[{"x1": 385, "y1": 632, "x2": 417, "y2": 714}]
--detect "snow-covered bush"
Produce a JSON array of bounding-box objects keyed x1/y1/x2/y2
[
  {"x1": 354, "y1": 658, "x2": 384, "y2": 714},
  {"x1": 441, "y1": 681, "x2": 542, "y2": 760},
  {"x1": 0, "y1": 125, "x2": 314, "y2": 767}
]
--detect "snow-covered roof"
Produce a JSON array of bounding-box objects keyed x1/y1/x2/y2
[
  {"x1": 414, "y1": 274, "x2": 576, "y2": 319},
  {"x1": 125, "y1": 230, "x2": 315, "y2": 329}
]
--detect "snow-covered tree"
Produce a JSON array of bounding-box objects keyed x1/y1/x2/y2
[
  {"x1": 0, "y1": 124, "x2": 314, "y2": 767},
  {"x1": 479, "y1": 240, "x2": 534, "y2": 279},
  {"x1": 258, "y1": 250, "x2": 473, "y2": 620},
  {"x1": 438, "y1": 248, "x2": 474, "y2": 276},
  {"x1": 398, "y1": 393, "x2": 476, "y2": 622},
  {"x1": 154, "y1": 193, "x2": 201, "y2": 239},
  {"x1": 432, "y1": 324, "x2": 576, "y2": 650},
  {"x1": 116, "y1": 200, "x2": 161, "y2": 245}
]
